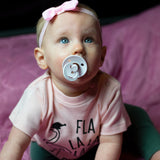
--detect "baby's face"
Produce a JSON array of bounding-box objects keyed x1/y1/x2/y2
[{"x1": 42, "y1": 11, "x2": 106, "y2": 84}]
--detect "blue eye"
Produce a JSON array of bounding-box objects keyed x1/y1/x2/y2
[
  {"x1": 84, "y1": 37, "x2": 93, "y2": 43},
  {"x1": 60, "y1": 38, "x2": 69, "y2": 44}
]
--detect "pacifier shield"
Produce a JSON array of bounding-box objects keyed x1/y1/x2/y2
[{"x1": 62, "y1": 55, "x2": 87, "y2": 81}]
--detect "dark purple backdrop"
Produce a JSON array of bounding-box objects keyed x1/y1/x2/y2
[{"x1": 0, "y1": 0, "x2": 159, "y2": 31}]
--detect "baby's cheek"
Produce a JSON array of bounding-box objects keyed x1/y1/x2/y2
[{"x1": 88, "y1": 57, "x2": 101, "y2": 72}]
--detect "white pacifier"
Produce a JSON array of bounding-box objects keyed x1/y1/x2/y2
[{"x1": 62, "y1": 55, "x2": 87, "y2": 81}]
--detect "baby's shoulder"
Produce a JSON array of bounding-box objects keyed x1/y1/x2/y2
[
  {"x1": 24, "y1": 71, "x2": 52, "y2": 96},
  {"x1": 99, "y1": 71, "x2": 121, "y2": 90}
]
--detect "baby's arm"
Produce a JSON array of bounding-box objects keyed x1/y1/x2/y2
[
  {"x1": 0, "y1": 126, "x2": 31, "y2": 160},
  {"x1": 95, "y1": 133, "x2": 123, "y2": 160}
]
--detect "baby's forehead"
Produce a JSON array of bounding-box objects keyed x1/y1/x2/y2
[{"x1": 47, "y1": 11, "x2": 100, "y2": 33}]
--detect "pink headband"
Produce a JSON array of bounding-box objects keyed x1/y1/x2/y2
[{"x1": 39, "y1": 0, "x2": 97, "y2": 47}]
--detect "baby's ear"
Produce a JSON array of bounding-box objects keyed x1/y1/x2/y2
[
  {"x1": 34, "y1": 47, "x2": 48, "y2": 70},
  {"x1": 100, "y1": 46, "x2": 107, "y2": 67}
]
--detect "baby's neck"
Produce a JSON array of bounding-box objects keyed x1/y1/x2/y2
[
  {"x1": 51, "y1": 72, "x2": 100, "y2": 97},
  {"x1": 51, "y1": 76, "x2": 95, "y2": 97},
  {"x1": 50, "y1": 70, "x2": 101, "y2": 97}
]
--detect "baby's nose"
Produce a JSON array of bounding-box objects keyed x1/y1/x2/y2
[{"x1": 73, "y1": 42, "x2": 85, "y2": 55}]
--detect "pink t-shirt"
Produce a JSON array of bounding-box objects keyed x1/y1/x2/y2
[{"x1": 9, "y1": 71, "x2": 131, "y2": 159}]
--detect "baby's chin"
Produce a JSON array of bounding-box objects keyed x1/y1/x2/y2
[{"x1": 67, "y1": 73, "x2": 96, "y2": 86}]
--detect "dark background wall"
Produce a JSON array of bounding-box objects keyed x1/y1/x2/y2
[{"x1": 0, "y1": 0, "x2": 160, "y2": 31}]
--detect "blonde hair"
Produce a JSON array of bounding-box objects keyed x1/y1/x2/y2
[
  {"x1": 36, "y1": 3, "x2": 100, "y2": 46},
  {"x1": 36, "y1": 17, "x2": 46, "y2": 46}
]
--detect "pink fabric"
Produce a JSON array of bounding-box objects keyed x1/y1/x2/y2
[
  {"x1": 0, "y1": 5, "x2": 160, "y2": 160},
  {"x1": 0, "y1": 34, "x2": 41, "y2": 160},
  {"x1": 101, "y1": 5, "x2": 160, "y2": 133}
]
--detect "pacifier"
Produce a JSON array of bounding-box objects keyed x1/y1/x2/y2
[{"x1": 62, "y1": 55, "x2": 87, "y2": 81}]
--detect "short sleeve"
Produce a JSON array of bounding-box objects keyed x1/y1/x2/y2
[
  {"x1": 9, "y1": 87, "x2": 43, "y2": 137},
  {"x1": 100, "y1": 83, "x2": 131, "y2": 135}
]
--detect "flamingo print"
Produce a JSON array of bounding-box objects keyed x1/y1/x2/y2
[{"x1": 48, "y1": 122, "x2": 66, "y2": 143}]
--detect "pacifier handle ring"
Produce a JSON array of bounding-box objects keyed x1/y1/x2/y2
[{"x1": 62, "y1": 55, "x2": 87, "y2": 81}]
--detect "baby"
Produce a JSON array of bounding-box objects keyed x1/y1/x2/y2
[
  {"x1": 1, "y1": 0, "x2": 160, "y2": 160},
  {"x1": 0, "y1": 0, "x2": 131, "y2": 159}
]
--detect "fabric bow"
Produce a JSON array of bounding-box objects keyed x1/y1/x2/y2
[{"x1": 42, "y1": 0, "x2": 79, "y2": 21}]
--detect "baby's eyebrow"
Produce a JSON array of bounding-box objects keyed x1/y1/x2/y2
[
  {"x1": 53, "y1": 26, "x2": 66, "y2": 34},
  {"x1": 82, "y1": 28, "x2": 97, "y2": 35},
  {"x1": 53, "y1": 29, "x2": 70, "y2": 37}
]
